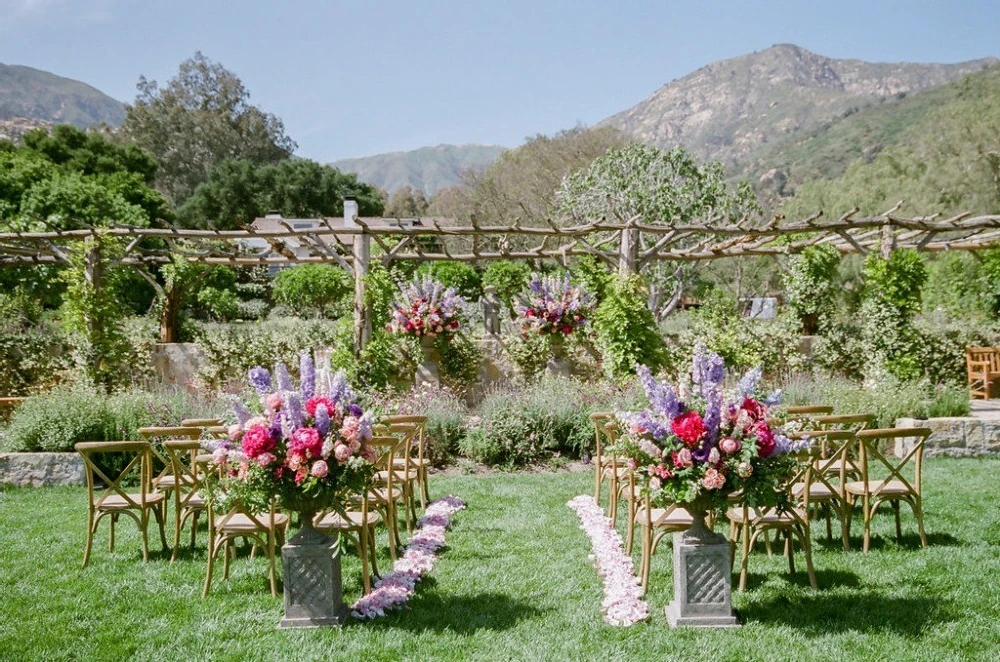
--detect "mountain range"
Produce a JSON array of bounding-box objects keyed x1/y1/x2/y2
[{"x1": 331, "y1": 144, "x2": 506, "y2": 196}]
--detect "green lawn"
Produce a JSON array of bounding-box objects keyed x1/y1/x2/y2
[{"x1": 1, "y1": 458, "x2": 998, "y2": 661}]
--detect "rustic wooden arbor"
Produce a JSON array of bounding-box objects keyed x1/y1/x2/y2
[{"x1": 2, "y1": 201, "x2": 1000, "y2": 354}]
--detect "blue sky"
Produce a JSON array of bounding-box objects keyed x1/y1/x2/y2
[{"x1": 0, "y1": 0, "x2": 997, "y2": 162}]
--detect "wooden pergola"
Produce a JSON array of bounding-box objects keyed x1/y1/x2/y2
[{"x1": 2, "y1": 201, "x2": 1000, "y2": 352}]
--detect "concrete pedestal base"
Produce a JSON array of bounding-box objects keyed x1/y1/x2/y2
[
  {"x1": 665, "y1": 519, "x2": 740, "y2": 628},
  {"x1": 278, "y1": 518, "x2": 349, "y2": 629},
  {"x1": 416, "y1": 337, "x2": 442, "y2": 387}
]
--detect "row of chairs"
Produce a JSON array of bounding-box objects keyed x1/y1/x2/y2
[
  {"x1": 75, "y1": 415, "x2": 432, "y2": 599},
  {"x1": 590, "y1": 406, "x2": 933, "y2": 593}
]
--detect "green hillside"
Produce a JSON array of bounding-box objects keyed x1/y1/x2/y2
[
  {"x1": 0, "y1": 63, "x2": 125, "y2": 127},
  {"x1": 332, "y1": 144, "x2": 506, "y2": 195},
  {"x1": 780, "y1": 63, "x2": 1000, "y2": 218}
]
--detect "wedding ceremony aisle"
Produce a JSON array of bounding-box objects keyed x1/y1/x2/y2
[{"x1": 1, "y1": 460, "x2": 997, "y2": 660}]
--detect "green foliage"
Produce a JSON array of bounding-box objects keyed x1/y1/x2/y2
[
  {"x1": 572, "y1": 255, "x2": 613, "y2": 305},
  {"x1": 383, "y1": 185, "x2": 429, "y2": 217},
  {"x1": 20, "y1": 124, "x2": 156, "y2": 182},
  {"x1": 502, "y1": 331, "x2": 550, "y2": 382},
  {"x1": 176, "y1": 157, "x2": 384, "y2": 229},
  {"x1": 481, "y1": 261, "x2": 531, "y2": 310},
  {"x1": 122, "y1": 52, "x2": 296, "y2": 203},
  {"x1": 592, "y1": 275, "x2": 665, "y2": 380},
  {"x1": 196, "y1": 287, "x2": 240, "y2": 322},
  {"x1": 415, "y1": 261, "x2": 482, "y2": 301},
  {"x1": 366, "y1": 384, "x2": 469, "y2": 464},
  {"x1": 437, "y1": 333, "x2": 484, "y2": 392},
  {"x1": 784, "y1": 244, "x2": 841, "y2": 333},
  {"x1": 555, "y1": 143, "x2": 761, "y2": 226},
  {"x1": 922, "y1": 252, "x2": 994, "y2": 320},
  {"x1": 271, "y1": 264, "x2": 352, "y2": 319},
  {"x1": 860, "y1": 249, "x2": 927, "y2": 381},
  {"x1": 0, "y1": 304, "x2": 72, "y2": 396}
]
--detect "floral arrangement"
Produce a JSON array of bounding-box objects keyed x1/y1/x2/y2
[
  {"x1": 615, "y1": 345, "x2": 808, "y2": 514},
  {"x1": 352, "y1": 495, "x2": 465, "y2": 619},
  {"x1": 568, "y1": 495, "x2": 648, "y2": 626},
  {"x1": 388, "y1": 276, "x2": 466, "y2": 338},
  {"x1": 514, "y1": 274, "x2": 593, "y2": 337},
  {"x1": 207, "y1": 352, "x2": 377, "y2": 514}
]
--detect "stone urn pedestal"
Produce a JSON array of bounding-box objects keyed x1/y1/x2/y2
[
  {"x1": 546, "y1": 335, "x2": 572, "y2": 378},
  {"x1": 665, "y1": 506, "x2": 740, "y2": 628},
  {"x1": 416, "y1": 335, "x2": 441, "y2": 387},
  {"x1": 278, "y1": 512, "x2": 349, "y2": 629}
]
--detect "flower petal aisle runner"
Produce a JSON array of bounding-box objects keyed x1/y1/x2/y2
[
  {"x1": 351, "y1": 495, "x2": 466, "y2": 619},
  {"x1": 567, "y1": 495, "x2": 649, "y2": 626}
]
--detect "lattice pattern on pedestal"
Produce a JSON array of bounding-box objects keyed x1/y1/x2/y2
[
  {"x1": 286, "y1": 557, "x2": 328, "y2": 606},
  {"x1": 686, "y1": 555, "x2": 726, "y2": 604}
]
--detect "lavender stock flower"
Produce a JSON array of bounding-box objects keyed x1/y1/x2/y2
[
  {"x1": 299, "y1": 351, "x2": 315, "y2": 399},
  {"x1": 247, "y1": 367, "x2": 271, "y2": 395},
  {"x1": 274, "y1": 362, "x2": 294, "y2": 393}
]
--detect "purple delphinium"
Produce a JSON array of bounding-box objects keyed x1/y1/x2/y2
[
  {"x1": 691, "y1": 344, "x2": 725, "y2": 398},
  {"x1": 299, "y1": 351, "x2": 315, "y2": 400},
  {"x1": 269, "y1": 415, "x2": 283, "y2": 441},
  {"x1": 286, "y1": 392, "x2": 305, "y2": 429},
  {"x1": 230, "y1": 396, "x2": 252, "y2": 426},
  {"x1": 764, "y1": 389, "x2": 783, "y2": 407},
  {"x1": 620, "y1": 410, "x2": 672, "y2": 442},
  {"x1": 774, "y1": 433, "x2": 810, "y2": 455},
  {"x1": 737, "y1": 366, "x2": 763, "y2": 399},
  {"x1": 274, "y1": 362, "x2": 294, "y2": 393},
  {"x1": 329, "y1": 370, "x2": 354, "y2": 404},
  {"x1": 315, "y1": 404, "x2": 331, "y2": 437},
  {"x1": 248, "y1": 367, "x2": 271, "y2": 396},
  {"x1": 702, "y1": 387, "x2": 723, "y2": 446},
  {"x1": 636, "y1": 364, "x2": 683, "y2": 420},
  {"x1": 348, "y1": 403, "x2": 363, "y2": 418}
]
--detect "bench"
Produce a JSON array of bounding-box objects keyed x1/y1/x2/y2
[{"x1": 966, "y1": 347, "x2": 1000, "y2": 400}]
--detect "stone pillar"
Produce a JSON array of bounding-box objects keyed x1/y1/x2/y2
[
  {"x1": 279, "y1": 517, "x2": 349, "y2": 628},
  {"x1": 665, "y1": 520, "x2": 740, "y2": 628},
  {"x1": 416, "y1": 335, "x2": 441, "y2": 387}
]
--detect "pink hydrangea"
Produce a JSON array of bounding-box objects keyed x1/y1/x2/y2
[
  {"x1": 241, "y1": 424, "x2": 275, "y2": 459},
  {"x1": 289, "y1": 427, "x2": 322, "y2": 458}
]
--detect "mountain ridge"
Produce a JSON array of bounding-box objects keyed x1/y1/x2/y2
[{"x1": 331, "y1": 143, "x2": 507, "y2": 195}]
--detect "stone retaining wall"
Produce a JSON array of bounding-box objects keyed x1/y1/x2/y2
[
  {"x1": 0, "y1": 452, "x2": 85, "y2": 487},
  {"x1": 894, "y1": 417, "x2": 1000, "y2": 457}
]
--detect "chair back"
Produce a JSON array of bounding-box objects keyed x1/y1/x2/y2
[
  {"x1": 163, "y1": 439, "x2": 209, "y2": 509},
  {"x1": 855, "y1": 428, "x2": 931, "y2": 497},
  {"x1": 813, "y1": 413, "x2": 873, "y2": 432},
  {"x1": 590, "y1": 412, "x2": 614, "y2": 463},
  {"x1": 138, "y1": 426, "x2": 203, "y2": 482},
  {"x1": 967, "y1": 347, "x2": 1000, "y2": 373},
  {"x1": 786, "y1": 405, "x2": 834, "y2": 421},
  {"x1": 367, "y1": 435, "x2": 402, "y2": 494},
  {"x1": 75, "y1": 441, "x2": 156, "y2": 509},
  {"x1": 803, "y1": 429, "x2": 857, "y2": 488},
  {"x1": 181, "y1": 418, "x2": 224, "y2": 428},
  {"x1": 384, "y1": 414, "x2": 428, "y2": 466}
]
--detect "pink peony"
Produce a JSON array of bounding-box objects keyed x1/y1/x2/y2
[
  {"x1": 671, "y1": 448, "x2": 693, "y2": 469},
  {"x1": 702, "y1": 468, "x2": 726, "y2": 490},
  {"x1": 305, "y1": 396, "x2": 336, "y2": 419},
  {"x1": 719, "y1": 437, "x2": 742, "y2": 455},
  {"x1": 754, "y1": 422, "x2": 776, "y2": 458},
  {"x1": 740, "y1": 397, "x2": 766, "y2": 422},
  {"x1": 256, "y1": 452, "x2": 276, "y2": 467},
  {"x1": 334, "y1": 444, "x2": 352, "y2": 463},
  {"x1": 671, "y1": 411, "x2": 707, "y2": 447},
  {"x1": 241, "y1": 424, "x2": 275, "y2": 459},
  {"x1": 287, "y1": 451, "x2": 306, "y2": 471},
  {"x1": 311, "y1": 460, "x2": 329, "y2": 478},
  {"x1": 294, "y1": 467, "x2": 308, "y2": 485},
  {"x1": 264, "y1": 393, "x2": 283, "y2": 412},
  {"x1": 340, "y1": 416, "x2": 361, "y2": 443},
  {"x1": 290, "y1": 427, "x2": 322, "y2": 458}
]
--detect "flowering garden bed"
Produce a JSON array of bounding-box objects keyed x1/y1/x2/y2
[{"x1": 0, "y1": 461, "x2": 997, "y2": 659}]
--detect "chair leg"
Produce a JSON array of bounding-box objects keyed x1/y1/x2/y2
[
  {"x1": 420, "y1": 467, "x2": 430, "y2": 507},
  {"x1": 785, "y1": 530, "x2": 795, "y2": 575},
  {"x1": 110, "y1": 512, "x2": 117, "y2": 552},
  {"x1": 594, "y1": 463, "x2": 601, "y2": 505},
  {"x1": 892, "y1": 500, "x2": 902, "y2": 541},
  {"x1": 267, "y1": 533, "x2": 278, "y2": 598},
  {"x1": 862, "y1": 496, "x2": 872, "y2": 554},
  {"x1": 913, "y1": 497, "x2": 928, "y2": 548},
  {"x1": 139, "y1": 512, "x2": 150, "y2": 562},
  {"x1": 202, "y1": 535, "x2": 217, "y2": 598},
  {"x1": 840, "y1": 502, "x2": 852, "y2": 552},
  {"x1": 824, "y1": 503, "x2": 833, "y2": 541},
  {"x1": 171, "y1": 505, "x2": 182, "y2": 563},
  {"x1": 609, "y1": 475, "x2": 619, "y2": 527},
  {"x1": 802, "y1": 530, "x2": 817, "y2": 590},
  {"x1": 368, "y1": 527, "x2": 380, "y2": 579},
  {"x1": 83, "y1": 511, "x2": 96, "y2": 568},
  {"x1": 739, "y1": 526, "x2": 751, "y2": 592},
  {"x1": 763, "y1": 530, "x2": 773, "y2": 557},
  {"x1": 625, "y1": 498, "x2": 636, "y2": 556},
  {"x1": 223, "y1": 539, "x2": 232, "y2": 580},
  {"x1": 359, "y1": 524, "x2": 371, "y2": 594},
  {"x1": 154, "y1": 505, "x2": 168, "y2": 552},
  {"x1": 385, "y1": 504, "x2": 398, "y2": 561},
  {"x1": 190, "y1": 512, "x2": 199, "y2": 550},
  {"x1": 639, "y1": 524, "x2": 651, "y2": 594}
]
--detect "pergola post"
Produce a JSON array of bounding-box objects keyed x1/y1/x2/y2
[
  {"x1": 348, "y1": 198, "x2": 371, "y2": 357},
  {"x1": 619, "y1": 224, "x2": 639, "y2": 275},
  {"x1": 83, "y1": 236, "x2": 103, "y2": 344},
  {"x1": 880, "y1": 221, "x2": 896, "y2": 259}
]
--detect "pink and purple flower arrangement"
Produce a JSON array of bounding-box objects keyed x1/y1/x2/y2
[
  {"x1": 615, "y1": 345, "x2": 808, "y2": 514},
  {"x1": 208, "y1": 352, "x2": 376, "y2": 514},
  {"x1": 514, "y1": 273, "x2": 593, "y2": 337},
  {"x1": 388, "y1": 276, "x2": 466, "y2": 338}
]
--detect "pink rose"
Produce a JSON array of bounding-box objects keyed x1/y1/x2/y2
[
  {"x1": 701, "y1": 468, "x2": 726, "y2": 490},
  {"x1": 287, "y1": 451, "x2": 306, "y2": 471},
  {"x1": 348, "y1": 437, "x2": 361, "y2": 453},
  {"x1": 256, "y1": 452, "x2": 276, "y2": 467},
  {"x1": 737, "y1": 461, "x2": 753, "y2": 478},
  {"x1": 334, "y1": 444, "x2": 352, "y2": 463},
  {"x1": 311, "y1": 460, "x2": 329, "y2": 478},
  {"x1": 264, "y1": 393, "x2": 283, "y2": 412},
  {"x1": 671, "y1": 411, "x2": 707, "y2": 447},
  {"x1": 671, "y1": 448, "x2": 693, "y2": 469},
  {"x1": 241, "y1": 424, "x2": 275, "y2": 459},
  {"x1": 719, "y1": 437, "x2": 742, "y2": 455},
  {"x1": 289, "y1": 427, "x2": 322, "y2": 458},
  {"x1": 708, "y1": 448, "x2": 721, "y2": 465},
  {"x1": 340, "y1": 416, "x2": 361, "y2": 443}
]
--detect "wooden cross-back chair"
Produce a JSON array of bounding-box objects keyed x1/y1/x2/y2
[
  {"x1": 635, "y1": 487, "x2": 694, "y2": 594},
  {"x1": 314, "y1": 491, "x2": 380, "y2": 594},
  {"x1": 75, "y1": 441, "x2": 168, "y2": 567},
  {"x1": 162, "y1": 439, "x2": 211, "y2": 562},
  {"x1": 785, "y1": 405, "x2": 835, "y2": 422},
  {"x1": 809, "y1": 412, "x2": 874, "y2": 484},
  {"x1": 845, "y1": 427, "x2": 932, "y2": 553},
  {"x1": 137, "y1": 426, "x2": 203, "y2": 500},
  {"x1": 180, "y1": 418, "x2": 225, "y2": 428},
  {"x1": 362, "y1": 435, "x2": 405, "y2": 561},
  {"x1": 383, "y1": 414, "x2": 431, "y2": 508},
  {"x1": 373, "y1": 422, "x2": 419, "y2": 535},
  {"x1": 966, "y1": 347, "x2": 1000, "y2": 399},
  {"x1": 728, "y1": 449, "x2": 819, "y2": 591},
  {"x1": 791, "y1": 429, "x2": 858, "y2": 551},
  {"x1": 202, "y1": 497, "x2": 289, "y2": 598},
  {"x1": 590, "y1": 412, "x2": 626, "y2": 523}
]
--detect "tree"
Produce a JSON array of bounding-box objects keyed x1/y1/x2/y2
[
  {"x1": 176, "y1": 157, "x2": 383, "y2": 229},
  {"x1": 271, "y1": 264, "x2": 352, "y2": 318},
  {"x1": 384, "y1": 185, "x2": 429, "y2": 217},
  {"x1": 122, "y1": 52, "x2": 296, "y2": 204}
]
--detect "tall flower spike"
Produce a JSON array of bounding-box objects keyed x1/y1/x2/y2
[
  {"x1": 230, "y1": 396, "x2": 252, "y2": 426},
  {"x1": 314, "y1": 404, "x2": 330, "y2": 436},
  {"x1": 692, "y1": 343, "x2": 725, "y2": 397},
  {"x1": 286, "y1": 392, "x2": 305, "y2": 429},
  {"x1": 636, "y1": 364, "x2": 683, "y2": 420},
  {"x1": 247, "y1": 366, "x2": 271, "y2": 396},
  {"x1": 299, "y1": 351, "x2": 315, "y2": 400},
  {"x1": 274, "y1": 362, "x2": 293, "y2": 393},
  {"x1": 737, "y1": 366, "x2": 763, "y2": 398}
]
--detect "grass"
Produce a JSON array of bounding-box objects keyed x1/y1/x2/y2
[{"x1": 1, "y1": 459, "x2": 998, "y2": 661}]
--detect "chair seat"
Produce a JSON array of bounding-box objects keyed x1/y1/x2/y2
[
  {"x1": 393, "y1": 457, "x2": 430, "y2": 468},
  {"x1": 727, "y1": 506, "x2": 806, "y2": 526},
  {"x1": 154, "y1": 474, "x2": 193, "y2": 489},
  {"x1": 635, "y1": 506, "x2": 694, "y2": 528},
  {"x1": 844, "y1": 480, "x2": 914, "y2": 497},
  {"x1": 314, "y1": 510, "x2": 381, "y2": 531},
  {"x1": 182, "y1": 495, "x2": 207, "y2": 509},
  {"x1": 599, "y1": 456, "x2": 625, "y2": 467},
  {"x1": 377, "y1": 469, "x2": 418, "y2": 483},
  {"x1": 791, "y1": 482, "x2": 837, "y2": 500},
  {"x1": 96, "y1": 492, "x2": 165, "y2": 509},
  {"x1": 217, "y1": 512, "x2": 289, "y2": 532},
  {"x1": 367, "y1": 486, "x2": 403, "y2": 503}
]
